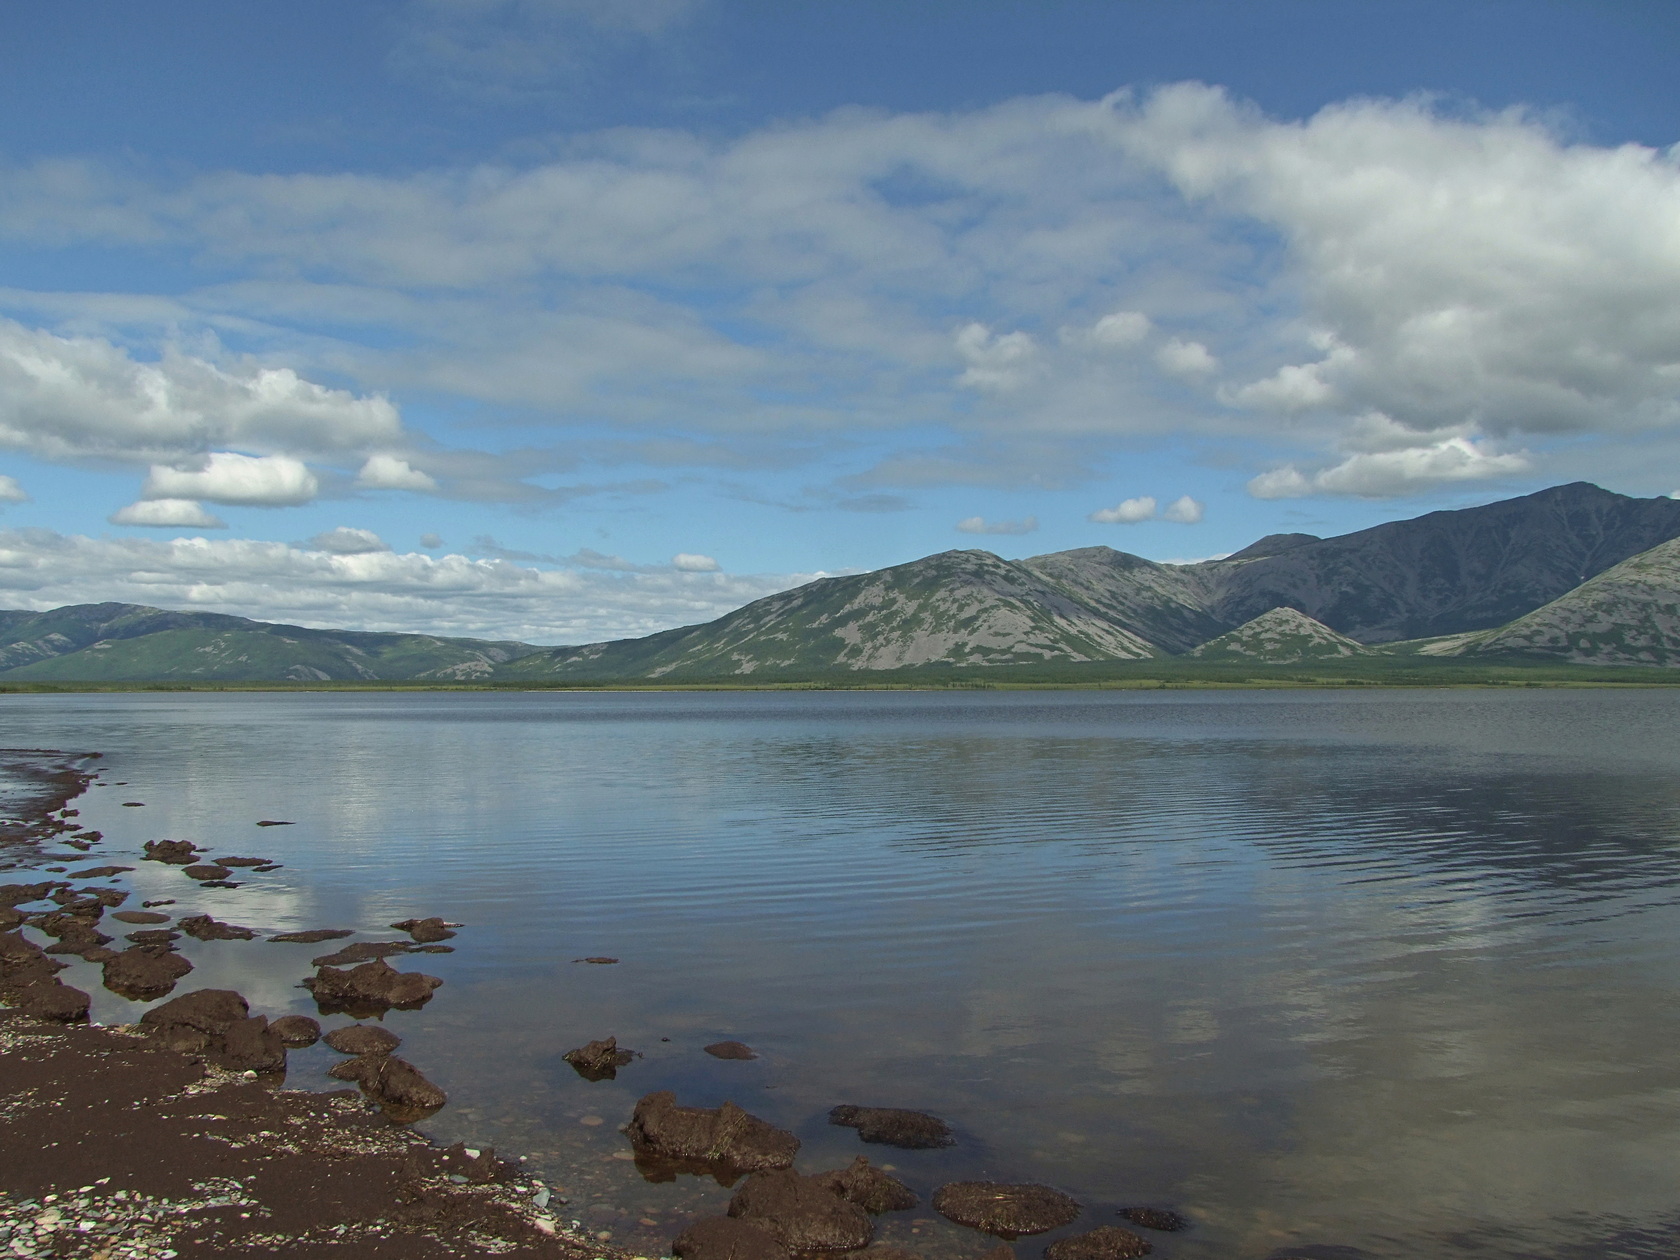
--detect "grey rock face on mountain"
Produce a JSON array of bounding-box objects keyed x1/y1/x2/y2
[
  {"x1": 1441, "y1": 536, "x2": 1680, "y2": 666},
  {"x1": 1189, "y1": 607, "x2": 1372, "y2": 662},
  {"x1": 509, "y1": 482, "x2": 1680, "y2": 677}
]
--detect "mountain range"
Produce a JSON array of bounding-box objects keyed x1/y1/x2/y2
[{"x1": 6, "y1": 482, "x2": 1680, "y2": 682}]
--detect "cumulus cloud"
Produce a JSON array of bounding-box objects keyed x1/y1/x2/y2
[
  {"x1": 1248, "y1": 437, "x2": 1531, "y2": 499},
  {"x1": 954, "y1": 323, "x2": 1039, "y2": 392},
  {"x1": 1155, "y1": 338, "x2": 1217, "y2": 377},
  {"x1": 955, "y1": 515, "x2": 1039, "y2": 535},
  {"x1": 0, "y1": 527, "x2": 805, "y2": 644},
  {"x1": 143, "y1": 452, "x2": 319, "y2": 507},
  {"x1": 0, "y1": 475, "x2": 27, "y2": 503},
  {"x1": 1089, "y1": 496, "x2": 1157, "y2": 524},
  {"x1": 671, "y1": 552, "x2": 720, "y2": 572},
  {"x1": 4, "y1": 81, "x2": 1679, "y2": 501},
  {"x1": 356, "y1": 454, "x2": 438, "y2": 491},
  {"x1": 0, "y1": 318, "x2": 403, "y2": 465},
  {"x1": 306, "y1": 527, "x2": 392, "y2": 555},
  {"x1": 1159, "y1": 495, "x2": 1204, "y2": 523},
  {"x1": 108, "y1": 499, "x2": 226, "y2": 528}
]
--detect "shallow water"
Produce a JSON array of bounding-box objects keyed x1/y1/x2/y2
[{"x1": 5, "y1": 688, "x2": 1680, "y2": 1260}]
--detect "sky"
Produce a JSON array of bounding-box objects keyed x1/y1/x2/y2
[{"x1": 1, "y1": 0, "x2": 1678, "y2": 645}]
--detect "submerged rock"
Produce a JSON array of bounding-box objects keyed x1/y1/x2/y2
[
  {"x1": 564, "y1": 1036, "x2": 637, "y2": 1081},
  {"x1": 390, "y1": 916, "x2": 456, "y2": 943},
  {"x1": 125, "y1": 929, "x2": 180, "y2": 946},
  {"x1": 304, "y1": 958, "x2": 442, "y2": 1015},
  {"x1": 102, "y1": 947, "x2": 194, "y2": 1001},
  {"x1": 1117, "y1": 1209, "x2": 1185, "y2": 1233},
  {"x1": 629, "y1": 1090, "x2": 800, "y2": 1173},
  {"x1": 269, "y1": 1014, "x2": 322, "y2": 1047},
  {"x1": 142, "y1": 840, "x2": 199, "y2": 865},
  {"x1": 728, "y1": 1168, "x2": 874, "y2": 1252},
  {"x1": 328, "y1": 1054, "x2": 447, "y2": 1119},
  {"x1": 310, "y1": 940, "x2": 414, "y2": 966},
  {"x1": 324, "y1": 1023, "x2": 401, "y2": 1056},
  {"x1": 814, "y1": 1157, "x2": 917, "y2": 1214},
  {"x1": 111, "y1": 910, "x2": 172, "y2": 925},
  {"x1": 829, "y1": 1105, "x2": 955, "y2": 1149},
  {"x1": 182, "y1": 864, "x2": 233, "y2": 882},
  {"x1": 138, "y1": 988, "x2": 287, "y2": 1072},
  {"x1": 931, "y1": 1183, "x2": 1080, "y2": 1238},
  {"x1": 672, "y1": 1216, "x2": 791, "y2": 1260},
  {"x1": 268, "y1": 928, "x2": 353, "y2": 943},
  {"x1": 1043, "y1": 1227, "x2": 1152, "y2": 1260},
  {"x1": 179, "y1": 914, "x2": 259, "y2": 941},
  {"x1": 705, "y1": 1040, "x2": 758, "y2": 1060}
]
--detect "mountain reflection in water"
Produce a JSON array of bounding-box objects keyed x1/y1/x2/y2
[{"x1": 6, "y1": 688, "x2": 1680, "y2": 1260}]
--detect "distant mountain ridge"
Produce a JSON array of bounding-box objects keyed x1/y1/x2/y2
[
  {"x1": 8, "y1": 482, "x2": 1680, "y2": 681},
  {"x1": 0, "y1": 603, "x2": 544, "y2": 682},
  {"x1": 506, "y1": 482, "x2": 1680, "y2": 679}
]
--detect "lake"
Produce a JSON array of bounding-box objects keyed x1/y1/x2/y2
[{"x1": 4, "y1": 688, "x2": 1680, "y2": 1260}]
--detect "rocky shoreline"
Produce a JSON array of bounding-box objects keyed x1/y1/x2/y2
[{"x1": 1, "y1": 749, "x2": 1196, "y2": 1260}]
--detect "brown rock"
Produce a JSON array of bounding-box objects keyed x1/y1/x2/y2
[
  {"x1": 268, "y1": 928, "x2": 353, "y2": 943},
  {"x1": 0, "y1": 930, "x2": 65, "y2": 992},
  {"x1": 269, "y1": 1014, "x2": 322, "y2": 1047},
  {"x1": 932, "y1": 1184, "x2": 1080, "y2": 1239},
  {"x1": 178, "y1": 914, "x2": 258, "y2": 941},
  {"x1": 673, "y1": 1217, "x2": 791, "y2": 1260},
  {"x1": 1116, "y1": 1209, "x2": 1185, "y2": 1233},
  {"x1": 217, "y1": 1015, "x2": 288, "y2": 1073},
  {"x1": 327, "y1": 1054, "x2": 447, "y2": 1118},
  {"x1": 814, "y1": 1157, "x2": 918, "y2": 1213},
  {"x1": 215, "y1": 856, "x2": 272, "y2": 867},
  {"x1": 0, "y1": 907, "x2": 22, "y2": 930},
  {"x1": 728, "y1": 1168, "x2": 874, "y2": 1252},
  {"x1": 182, "y1": 864, "x2": 233, "y2": 882},
  {"x1": 111, "y1": 910, "x2": 172, "y2": 925},
  {"x1": 390, "y1": 916, "x2": 456, "y2": 943},
  {"x1": 0, "y1": 883, "x2": 54, "y2": 907},
  {"x1": 564, "y1": 1035, "x2": 637, "y2": 1080},
  {"x1": 303, "y1": 958, "x2": 442, "y2": 1015},
  {"x1": 142, "y1": 840, "x2": 199, "y2": 865},
  {"x1": 830, "y1": 1105, "x2": 954, "y2": 1149},
  {"x1": 71, "y1": 865, "x2": 133, "y2": 878},
  {"x1": 324, "y1": 1023, "x2": 401, "y2": 1055},
  {"x1": 981, "y1": 1246, "x2": 1014, "y2": 1260},
  {"x1": 16, "y1": 980, "x2": 91, "y2": 1023},
  {"x1": 629, "y1": 1090, "x2": 800, "y2": 1172},
  {"x1": 576, "y1": 956, "x2": 618, "y2": 964},
  {"x1": 1043, "y1": 1227, "x2": 1151, "y2": 1260},
  {"x1": 138, "y1": 989, "x2": 286, "y2": 1071},
  {"x1": 103, "y1": 946, "x2": 194, "y2": 1000},
  {"x1": 705, "y1": 1040, "x2": 758, "y2": 1060},
  {"x1": 255, "y1": 820, "x2": 293, "y2": 826}
]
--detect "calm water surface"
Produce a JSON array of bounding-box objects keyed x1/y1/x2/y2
[{"x1": 4, "y1": 689, "x2": 1680, "y2": 1260}]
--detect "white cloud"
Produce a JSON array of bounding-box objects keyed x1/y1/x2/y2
[
  {"x1": 143, "y1": 452, "x2": 320, "y2": 507},
  {"x1": 1159, "y1": 494, "x2": 1204, "y2": 523},
  {"x1": 1155, "y1": 337, "x2": 1217, "y2": 377},
  {"x1": 0, "y1": 527, "x2": 807, "y2": 644},
  {"x1": 954, "y1": 323, "x2": 1039, "y2": 391},
  {"x1": 1089, "y1": 495, "x2": 1157, "y2": 524},
  {"x1": 307, "y1": 527, "x2": 392, "y2": 555},
  {"x1": 108, "y1": 499, "x2": 226, "y2": 528},
  {"x1": 671, "y1": 552, "x2": 720, "y2": 572},
  {"x1": 1248, "y1": 437, "x2": 1532, "y2": 499},
  {"x1": 0, "y1": 317, "x2": 403, "y2": 465},
  {"x1": 356, "y1": 454, "x2": 438, "y2": 491},
  {"x1": 1087, "y1": 311, "x2": 1152, "y2": 349},
  {"x1": 955, "y1": 515, "x2": 1039, "y2": 535},
  {"x1": 0, "y1": 475, "x2": 27, "y2": 503},
  {"x1": 1112, "y1": 82, "x2": 1680, "y2": 486}
]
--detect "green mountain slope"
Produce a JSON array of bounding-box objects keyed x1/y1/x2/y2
[
  {"x1": 1189, "y1": 608, "x2": 1373, "y2": 662},
  {"x1": 1444, "y1": 537, "x2": 1680, "y2": 666},
  {"x1": 0, "y1": 603, "x2": 545, "y2": 681}
]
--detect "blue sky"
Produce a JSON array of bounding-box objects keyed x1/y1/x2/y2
[{"x1": 1, "y1": 1, "x2": 1677, "y2": 643}]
